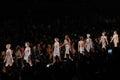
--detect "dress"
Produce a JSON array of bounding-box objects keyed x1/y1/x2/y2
[
  {"x1": 64, "y1": 40, "x2": 70, "y2": 54},
  {"x1": 5, "y1": 49, "x2": 14, "y2": 66},
  {"x1": 113, "y1": 34, "x2": 119, "y2": 47},
  {"x1": 101, "y1": 36, "x2": 107, "y2": 48},
  {"x1": 53, "y1": 42, "x2": 60, "y2": 57},
  {"x1": 79, "y1": 41, "x2": 84, "y2": 54},
  {"x1": 24, "y1": 47, "x2": 31, "y2": 63},
  {"x1": 113, "y1": 34, "x2": 119, "y2": 44},
  {"x1": 65, "y1": 44, "x2": 70, "y2": 54},
  {"x1": 85, "y1": 38, "x2": 92, "y2": 52}
]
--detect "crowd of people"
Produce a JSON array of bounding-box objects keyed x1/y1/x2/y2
[{"x1": 0, "y1": 29, "x2": 119, "y2": 80}]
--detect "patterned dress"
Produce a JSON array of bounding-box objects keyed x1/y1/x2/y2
[
  {"x1": 100, "y1": 36, "x2": 108, "y2": 48},
  {"x1": 24, "y1": 47, "x2": 31, "y2": 63},
  {"x1": 64, "y1": 40, "x2": 70, "y2": 54},
  {"x1": 85, "y1": 38, "x2": 92, "y2": 52},
  {"x1": 78, "y1": 41, "x2": 85, "y2": 54},
  {"x1": 5, "y1": 49, "x2": 14, "y2": 66},
  {"x1": 53, "y1": 42, "x2": 60, "y2": 57}
]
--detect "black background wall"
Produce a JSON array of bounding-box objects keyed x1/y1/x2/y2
[{"x1": 0, "y1": 0, "x2": 120, "y2": 50}]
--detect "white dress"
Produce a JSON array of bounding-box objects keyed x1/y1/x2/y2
[
  {"x1": 64, "y1": 40, "x2": 70, "y2": 54},
  {"x1": 53, "y1": 42, "x2": 60, "y2": 57},
  {"x1": 24, "y1": 47, "x2": 31, "y2": 63},
  {"x1": 79, "y1": 41, "x2": 84, "y2": 54},
  {"x1": 101, "y1": 36, "x2": 107, "y2": 48},
  {"x1": 5, "y1": 49, "x2": 14, "y2": 66},
  {"x1": 65, "y1": 44, "x2": 70, "y2": 54},
  {"x1": 85, "y1": 38, "x2": 92, "y2": 52}
]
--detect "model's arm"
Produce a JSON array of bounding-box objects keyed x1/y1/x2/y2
[
  {"x1": 78, "y1": 41, "x2": 80, "y2": 52},
  {"x1": 90, "y1": 39, "x2": 93, "y2": 48},
  {"x1": 99, "y1": 36, "x2": 102, "y2": 44},
  {"x1": 110, "y1": 35, "x2": 114, "y2": 43},
  {"x1": 60, "y1": 40, "x2": 66, "y2": 48},
  {"x1": 4, "y1": 54, "x2": 7, "y2": 63},
  {"x1": 106, "y1": 36, "x2": 109, "y2": 45}
]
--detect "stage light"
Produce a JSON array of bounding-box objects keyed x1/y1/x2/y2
[
  {"x1": 108, "y1": 49, "x2": 112, "y2": 54},
  {"x1": 46, "y1": 63, "x2": 53, "y2": 67}
]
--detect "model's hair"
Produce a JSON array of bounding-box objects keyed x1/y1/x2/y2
[
  {"x1": 87, "y1": 34, "x2": 90, "y2": 37},
  {"x1": 15, "y1": 45, "x2": 21, "y2": 51},
  {"x1": 25, "y1": 42, "x2": 30, "y2": 46},
  {"x1": 80, "y1": 36, "x2": 84, "y2": 40},
  {"x1": 65, "y1": 35, "x2": 71, "y2": 43},
  {"x1": 6, "y1": 44, "x2": 11, "y2": 48},
  {"x1": 55, "y1": 37, "x2": 59, "y2": 42},
  {"x1": 114, "y1": 30, "x2": 117, "y2": 33}
]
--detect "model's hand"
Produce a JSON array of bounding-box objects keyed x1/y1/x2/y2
[
  {"x1": 4, "y1": 60, "x2": 6, "y2": 63},
  {"x1": 110, "y1": 40, "x2": 112, "y2": 43}
]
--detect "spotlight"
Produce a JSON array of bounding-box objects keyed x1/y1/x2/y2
[
  {"x1": 108, "y1": 48, "x2": 112, "y2": 54},
  {"x1": 46, "y1": 63, "x2": 53, "y2": 67}
]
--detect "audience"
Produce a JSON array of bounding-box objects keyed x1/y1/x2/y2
[{"x1": 0, "y1": 15, "x2": 119, "y2": 80}]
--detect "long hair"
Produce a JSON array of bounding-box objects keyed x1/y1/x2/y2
[
  {"x1": 15, "y1": 45, "x2": 21, "y2": 52},
  {"x1": 65, "y1": 35, "x2": 71, "y2": 44},
  {"x1": 80, "y1": 36, "x2": 84, "y2": 41},
  {"x1": 25, "y1": 42, "x2": 30, "y2": 47},
  {"x1": 55, "y1": 37, "x2": 59, "y2": 42}
]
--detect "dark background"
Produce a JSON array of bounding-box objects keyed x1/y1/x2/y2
[
  {"x1": 0, "y1": 1, "x2": 119, "y2": 80},
  {"x1": 0, "y1": 0, "x2": 120, "y2": 50}
]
